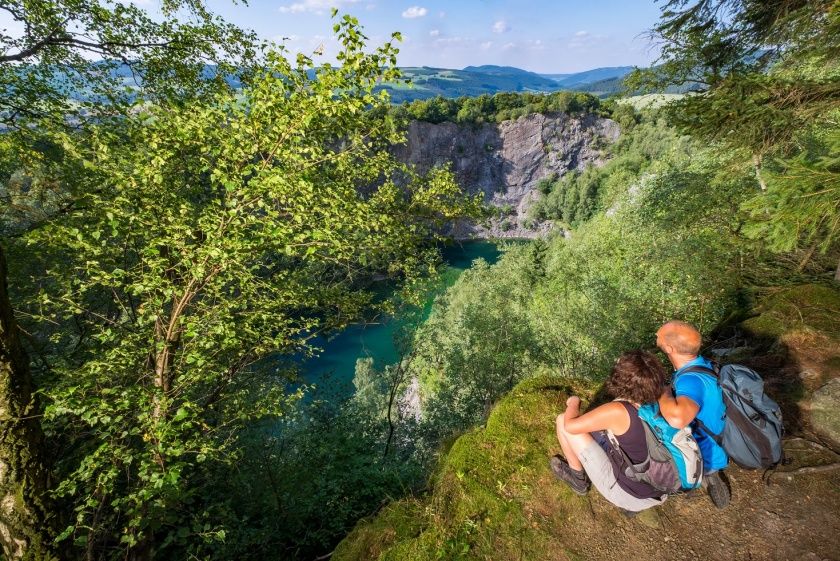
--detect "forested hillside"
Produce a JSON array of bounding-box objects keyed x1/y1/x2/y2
[{"x1": 377, "y1": 66, "x2": 636, "y2": 103}]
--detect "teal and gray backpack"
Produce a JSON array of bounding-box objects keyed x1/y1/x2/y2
[
  {"x1": 680, "y1": 363, "x2": 784, "y2": 469},
  {"x1": 607, "y1": 401, "x2": 704, "y2": 494}
]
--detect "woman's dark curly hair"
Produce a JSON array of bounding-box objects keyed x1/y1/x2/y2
[{"x1": 605, "y1": 350, "x2": 667, "y2": 404}]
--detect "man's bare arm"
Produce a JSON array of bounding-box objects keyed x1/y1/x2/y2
[{"x1": 659, "y1": 390, "x2": 700, "y2": 429}]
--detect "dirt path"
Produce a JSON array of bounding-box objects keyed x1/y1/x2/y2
[{"x1": 541, "y1": 441, "x2": 840, "y2": 561}]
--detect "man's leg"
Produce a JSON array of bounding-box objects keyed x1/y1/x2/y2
[{"x1": 704, "y1": 469, "x2": 731, "y2": 509}]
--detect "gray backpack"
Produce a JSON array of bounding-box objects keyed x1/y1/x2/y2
[
  {"x1": 681, "y1": 363, "x2": 783, "y2": 469},
  {"x1": 605, "y1": 401, "x2": 703, "y2": 494}
]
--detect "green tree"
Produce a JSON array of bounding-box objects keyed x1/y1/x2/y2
[
  {"x1": 456, "y1": 94, "x2": 495, "y2": 124},
  {"x1": 411, "y1": 252, "x2": 542, "y2": 438},
  {"x1": 630, "y1": 0, "x2": 840, "y2": 277},
  {"x1": 0, "y1": 1, "x2": 259, "y2": 558},
  {"x1": 19, "y1": 15, "x2": 479, "y2": 559},
  {"x1": 0, "y1": 0, "x2": 258, "y2": 129}
]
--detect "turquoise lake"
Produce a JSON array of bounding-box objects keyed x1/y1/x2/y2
[{"x1": 300, "y1": 240, "x2": 512, "y2": 398}]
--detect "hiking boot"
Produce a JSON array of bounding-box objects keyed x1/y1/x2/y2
[
  {"x1": 550, "y1": 455, "x2": 590, "y2": 495},
  {"x1": 704, "y1": 471, "x2": 731, "y2": 509}
]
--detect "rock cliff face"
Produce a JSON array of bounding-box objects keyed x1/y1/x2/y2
[{"x1": 393, "y1": 112, "x2": 620, "y2": 238}]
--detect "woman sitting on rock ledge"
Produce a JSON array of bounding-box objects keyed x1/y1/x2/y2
[{"x1": 552, "y1": 350, "x2": 669, "y2": 512}]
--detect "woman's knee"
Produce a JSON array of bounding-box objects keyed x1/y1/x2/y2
[{"x1": 555, "y1": 413, "x2": 565, "y2": 433}]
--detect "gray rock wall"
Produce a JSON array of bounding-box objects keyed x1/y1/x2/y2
[{"x1": 393, "y1": 112, "x2": 620, "y2": 238}]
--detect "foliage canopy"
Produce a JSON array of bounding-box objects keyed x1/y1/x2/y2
[
  {"x1": 9, "y1": 14, "x2": 480, "y2": 559},
  {"x1": 630, "y1": 0, "x2": 840, "y2": 260}
]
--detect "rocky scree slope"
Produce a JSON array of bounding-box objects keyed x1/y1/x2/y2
[
  {"x1": 392, "y1": 113, "x2": 619, "y2": 238},
  {"x1": 332, "y1": 283, "x2": 840, "y2": 561}
]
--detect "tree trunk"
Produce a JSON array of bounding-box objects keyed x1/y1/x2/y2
[
  {"x1": 130, "y1": 290, "x2": 191, "y2": 561},
  {"x1": 0, "y1": 245, "x2": 57, "y2": 561}
]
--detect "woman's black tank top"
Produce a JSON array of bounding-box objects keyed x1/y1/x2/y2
[{"x1": 613, "y1": 401, "x2": 649, "y2": 464}]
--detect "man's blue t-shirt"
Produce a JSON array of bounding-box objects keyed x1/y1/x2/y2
[{"x1": 673, "y1": 356, "x2": 729, "y2": 471}]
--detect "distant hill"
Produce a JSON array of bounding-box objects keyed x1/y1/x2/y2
[
  {"x1": 377, "y1": 66, "x2": 564, "y2": 103},
  {"x1": 570, "y1": 74, "x2": 705, "y2": 97},
  {"x1": 462, "y1": 65, "x2": 550, "y2": 77},
  {"x1": 539, "y1": 73, "x2": 572, "y2": 81},
  {"x1": 573, "y1": 75, "x2": 626, "y2": 96},
  {"x1": 543, "y1": 66, "x2": 635, "y2": 87},
  {"x1": 50, "y1": 62, "x2": 676, "y2": 104},
  {"x1": 376, "y1": 65, "x2": 645, "y2": 103}
]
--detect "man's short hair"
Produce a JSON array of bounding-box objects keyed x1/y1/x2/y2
[{"x1": 660, "y1": 320, "x2": 702, "y2": 355}]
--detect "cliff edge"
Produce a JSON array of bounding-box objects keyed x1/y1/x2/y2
[{"x1": 333, "y1": 284, "x2": 840, "y2": 561}]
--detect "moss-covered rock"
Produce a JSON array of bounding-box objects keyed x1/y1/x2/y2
[
  {"x1": 741, "y1": 284, "x2": 840, "y2": 340},
  {"x1": 811, "y1": 378, "x2": 840, "y2": 450},
  {"x1": 333, "y1": 375, "x2": 596, "y2": 561}
]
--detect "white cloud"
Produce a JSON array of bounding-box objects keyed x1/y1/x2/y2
[
  {"x1": 480, "y1": 41, "x2": 493, "y2": 50},
  {"x1": 429, "y1": 29, "x2": 441, "y2": 37},
  {"x1": 433, "y1": 36, "x2": 465, "y2": 45},
  {"x1": 492, "y1": 20, "x2": 510, "y2": 34},
  {"x1": 278, "y1": 0, "x2": 360, "y2": 15},
  {"x1": 525, "y1": 39, "x2": 545, "y2": 51},
  {"x1": 501, "y1": 41, "x2": 516, "y2": 50},
  {"x1": 402, "y1": 6, "x2": 428, "y2": 18},
  {"x1": 567, "y1": 31, "x2": 604, "y2": 50}
]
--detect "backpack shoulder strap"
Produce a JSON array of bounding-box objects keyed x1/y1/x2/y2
[
  {"x1": 673, "y1": 363, "x2": 725, "y2": 443},
  {"x1": 676, "y1": 362, "x2": 719, "y2": 380},
  {"x1": 693, "y1": 416, "x2": 724, "y2": 444}
]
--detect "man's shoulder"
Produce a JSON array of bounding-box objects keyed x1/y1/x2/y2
[{"x1": 674, "y1": 372, "x2": 705, "y2": 395}]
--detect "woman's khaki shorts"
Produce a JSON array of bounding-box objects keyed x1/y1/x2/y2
[{"x1": 578, "y1": 441, "x2": 667, "y2": 512}]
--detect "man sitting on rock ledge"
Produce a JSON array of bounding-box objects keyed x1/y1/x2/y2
[{"x1": 657, "y1": 320, "x2": 731, "y2": 508}]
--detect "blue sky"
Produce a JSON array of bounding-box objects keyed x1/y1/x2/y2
[
  {"x1": 0, "y1": 1, "x2": 666, "y2": 73},
  {"x1": 204, "y1": 0, "x2": 665, "y2": 73}
]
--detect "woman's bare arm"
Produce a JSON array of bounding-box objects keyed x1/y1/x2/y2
[{"x1": 563, "y1": 396, "x2": 631, "y2": 435}]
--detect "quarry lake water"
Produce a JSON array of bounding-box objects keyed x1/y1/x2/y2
[{"x1": 298, "y1": 240, "x2": 513, "y2": 400}]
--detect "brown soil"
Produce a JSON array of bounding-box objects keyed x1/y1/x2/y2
[{"x1": 541, "y1": 443, "x2": 840, "y2": 561}]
